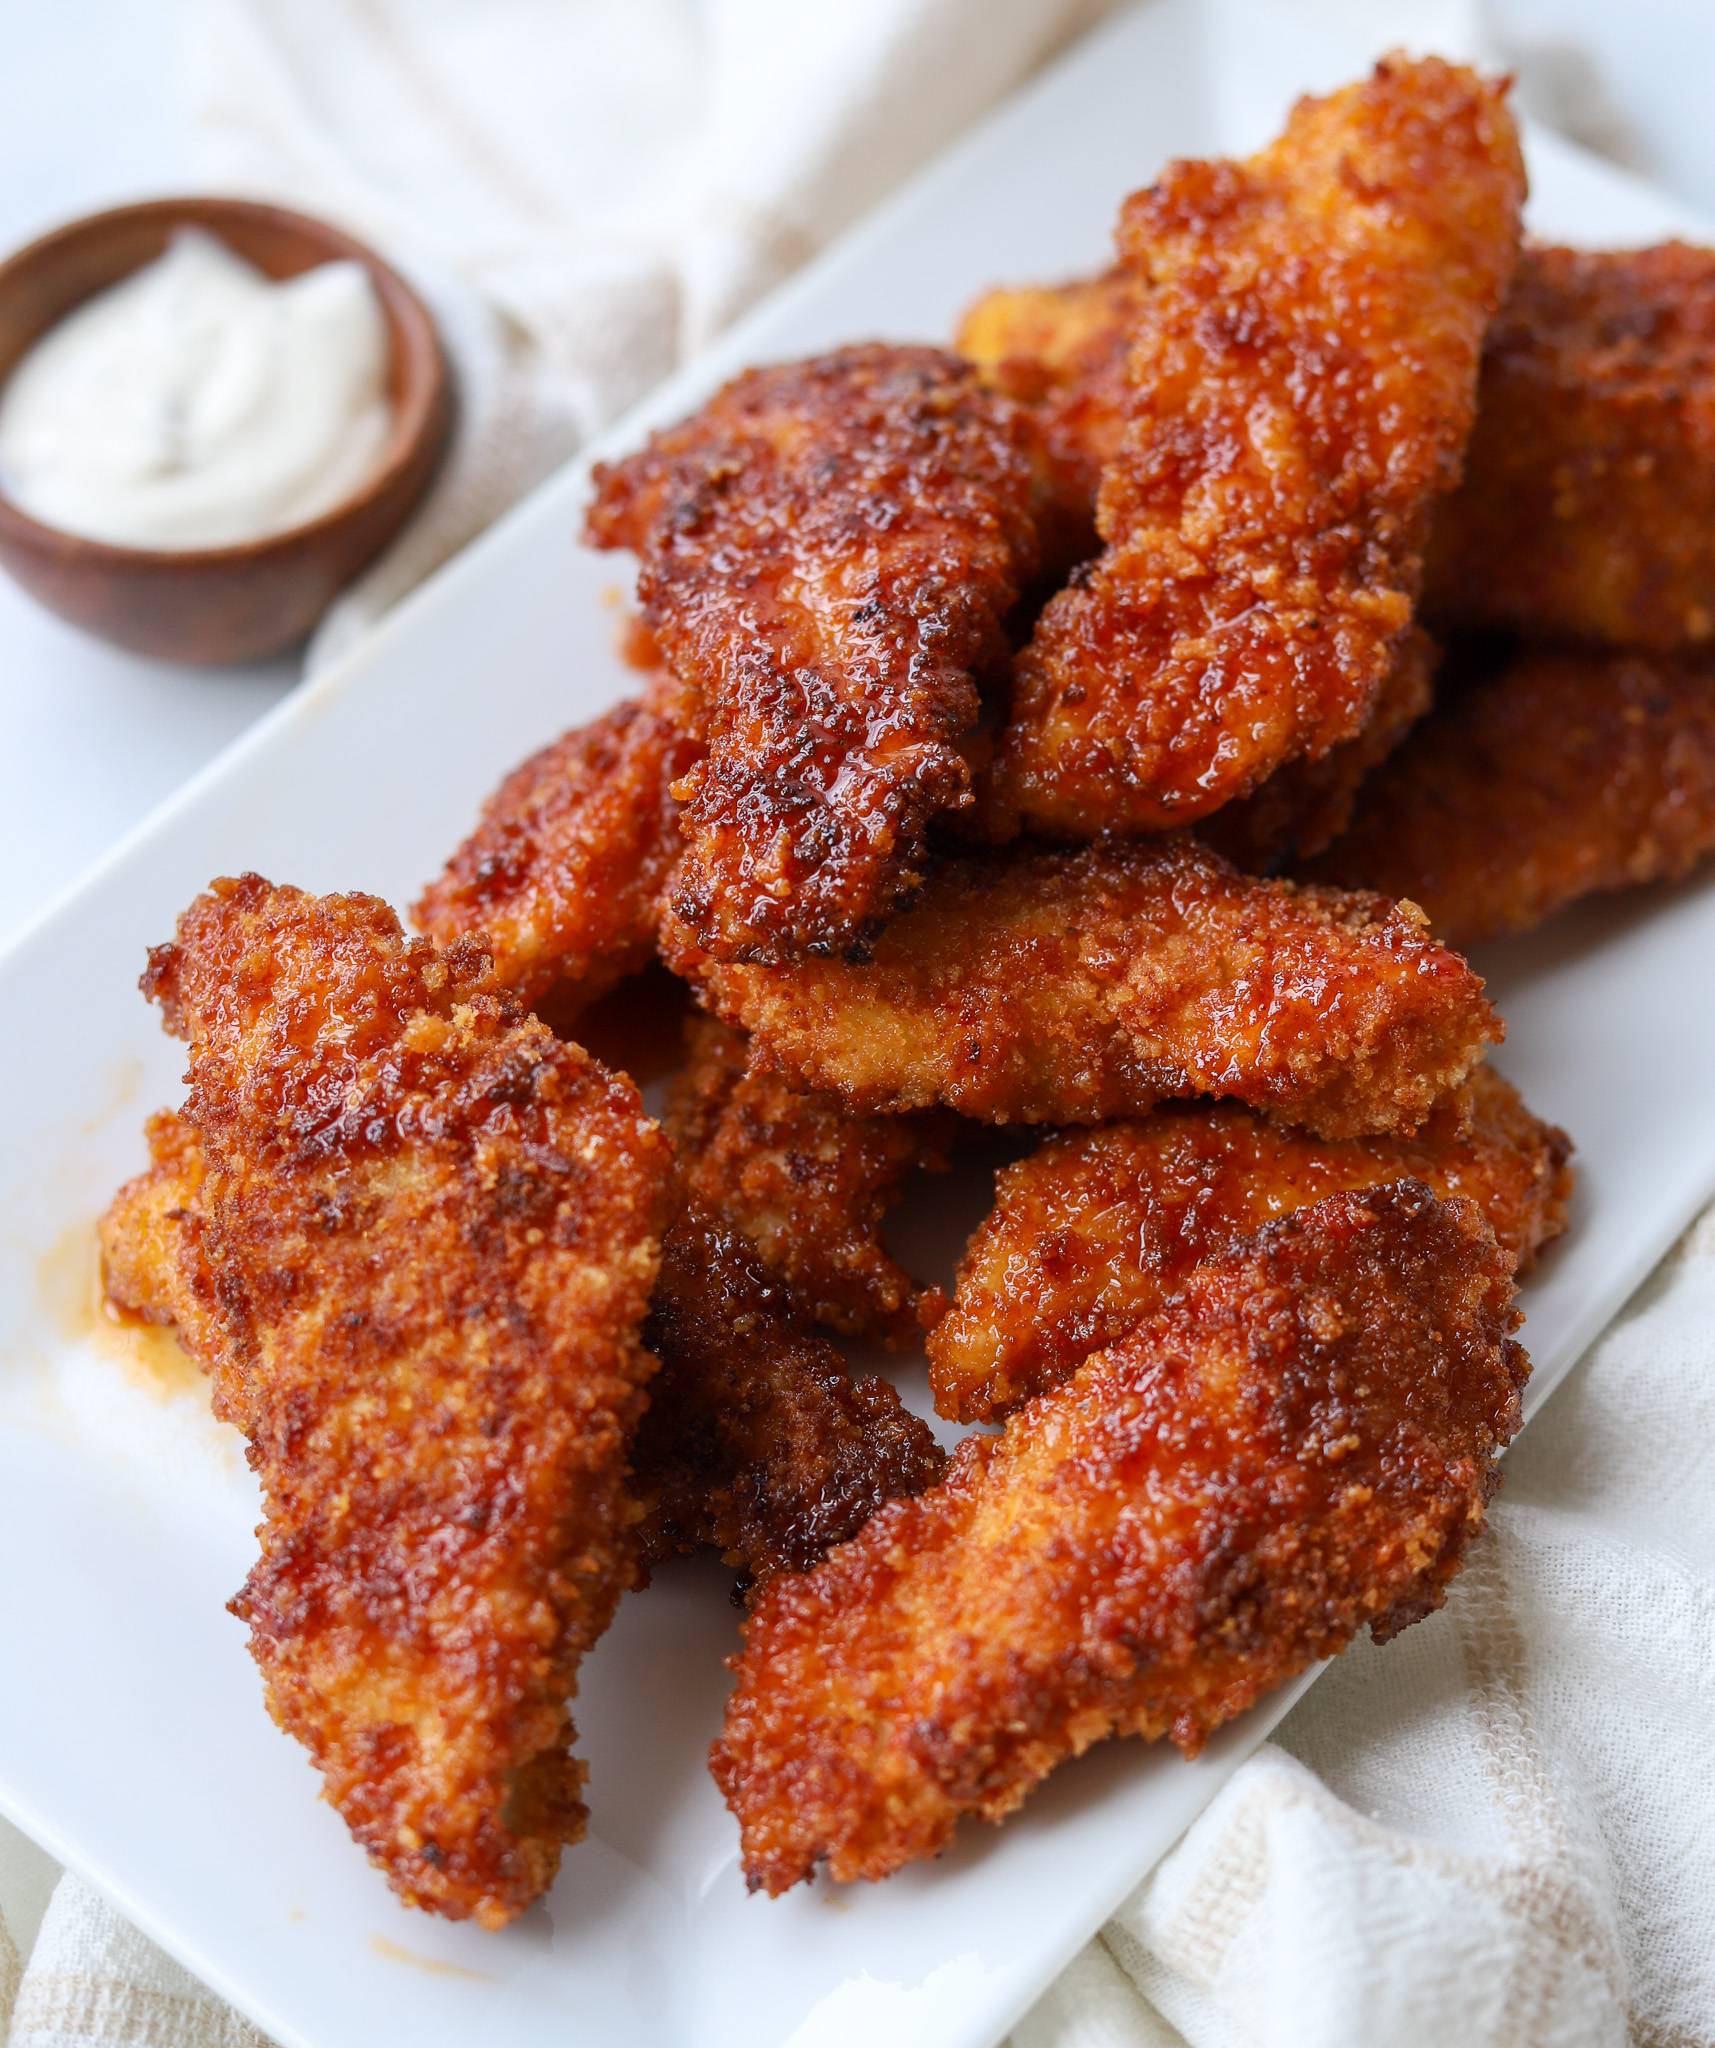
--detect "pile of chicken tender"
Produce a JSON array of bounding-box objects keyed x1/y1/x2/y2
[{"x1": 102, "y1": 54, "x2": 1715, "y2": 1925}]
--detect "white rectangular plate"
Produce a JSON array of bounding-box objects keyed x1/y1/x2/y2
[{"x1": 4, "y1": 8, "x2": 1715, "y2": 2046}]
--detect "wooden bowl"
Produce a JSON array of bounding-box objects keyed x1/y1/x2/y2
[{"x1": 0, "y1": 197, "x2": 452, "y2": 665}]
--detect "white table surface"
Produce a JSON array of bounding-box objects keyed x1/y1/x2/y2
[{"x1": 6, "y1": 0, "x2": 1715, "y2": 960}]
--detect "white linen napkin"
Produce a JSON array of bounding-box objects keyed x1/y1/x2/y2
[{"x1": 5, "y1": 5, "x2": 1713, "y2": 2047}]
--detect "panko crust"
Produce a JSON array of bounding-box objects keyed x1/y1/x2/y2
[
  {"x1": 929, "y1": 1063, "x2": 1571, "y2": 1423},
  {"x1": 1425, "y1": 243, "x2": 1715, "y2": 651},
  {"x1": 413, "y1": 671, "x2": 700, "y2": 1008},
  {"x1": 662, "y1": 1015, "x2": 951, "y2": 1346},
  {"x1": 993, "y1": 56, "x2": 1524, "y2": 837},
  {"x1": 1202, "y1": 627, "x2": 1437, "y2": 870},
  {"x1": 114, "y1": 877, "x2": 675, "y2": 1927},
  {"x1": 1306, "y1": 644, "x2": 1715, "y2": 944},
  {"x1": 666, "y1": 836, "x2": 1500, "y2": 1139},
  {"x1": 586, "y1": 345, "x2": 1044, "y2": 964},
  {"x1": 632, "y1": 1204, "x2": 946, "y2": 1589},
  {"x1": 713, "y1": 1182, "x2": 1527, "y2": 1893}
]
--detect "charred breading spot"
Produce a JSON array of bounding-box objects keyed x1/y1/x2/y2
[
  {"x1": 712, "y1": 1182, "x2": 1527, "y2": 1893},
  {"x1": 662, "y1": 1014, "x2": 952, "y2": 1346},
  {"x1": 986, "y1": 58, "x2": 1523, "y2": 835},
  {"x1": 1305, "y1": 644, "x2": 1715, "y2": 944},
  {"x1": 928, "y1": 1063, "x2": 1571, "y2": 1423},
  {"x1": 585, "y1": 345, "x2": 1046, "y2": 964},
  {"x1": 632, "y1": 1203, "x2": 947, "y2": 1590},
  {"x1": 665, "y1": 835, "x2": 1500, "y2": 1140},
  {"x1": 1426, "y1": 243, "x2": 1715, "y2": 652},
  {"x1": 413, "y1": 669, "x2": 701, "y2": 1009},
  {"x1": 111, "y1": 876, "x2": 674, "y2": 1927}
]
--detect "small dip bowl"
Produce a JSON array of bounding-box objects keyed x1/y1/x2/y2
[{"x1": 0, "y1": 196, "x2": 451, "y2": 665}]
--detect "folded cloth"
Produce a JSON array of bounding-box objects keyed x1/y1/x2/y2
[{"x1": 6, "y1": 5, "x2": 1714, "y2": 2047}]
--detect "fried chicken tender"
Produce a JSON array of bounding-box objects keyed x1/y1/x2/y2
[
  {"x1": 661, "y1": 1015, "x2": 950, "y2": 1345},
  {"x1": 929, "y1": 1064, "x2": 1570, "y2": 1423},
  {"x1": 992, "y1": 57, "x2": 1523, "y2": 838},
  {"x1": 413, "y1": 671, "x2": 700, "y2": 1008},
  {"x1": 713, "y1": 1181, "x2": 1527, "y2": 1892},
  {"x1": 632, "y1": 1204, "x2": 946, "y2": 1588},
  {"x1": 1425, "y1": 243, "x2": 1715, "y2": 651},
  {"x1": 108, "y1": 877, "x2": 674, "y2": 1927},
  {"x1": 666, "y1": 837, "x2": 1499, "y2": 1139},
  {"x1": 1306, "y1": 645, "x2": 1715, "y2": 945},
  {"x1": 585, "y1": 345, "x2": 1044, "y2": 963}
]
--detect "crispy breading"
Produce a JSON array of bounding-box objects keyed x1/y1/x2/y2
[
  {"x1": 1425, "y1": 243, "x2": 1715, "y2": 651},
  {"x1": 929, "y1": 1064, "x2": 1570, "y2": 1423},
  {"x1": 585, "y1": 345, "x2": 1043, "y2": 963},
  {"x1": 100, "y1": 1107, "x2": 219, "y2": 1361},
  {"x1": 1306, "y1": 645, "x2": 1715, "y2": 945},
  {"x1": 662, "y1": 1015, "x2": 951, "y2": 1345},
  {"x1": 953, "y1": 265, "x2": 1135, "y2": 546},
  {"x1": 413, "y1": 670, "x2": 700, "y2": 1008},
  {"x1": 665, "y1": 836, "x2": 1500, "y2": 1139},
  {"x1": 964, "y1": 244, "x2": 1715, "y2": 659},
  {"x1": 111, "y1": 877, "x2": 674, "y2": 1927},
  {"x1": 632, "y1": 1204, "x2": 946, "y2": 1588},
  {"x1": 1203, "y1": 626, "x2": 1438, "y2": 870},
  {"x1": 713, "y1": 1182, "x2": 1527, "y2": 1893},
  {"x1": 984, "y1": 59, "x2": 1522, "y2": 835}
]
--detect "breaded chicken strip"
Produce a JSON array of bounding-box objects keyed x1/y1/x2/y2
[
  {"x1": 713, "y1": 1181, "x2": 1526, "y2": 1893},
  {"x1": 1426, "y1": 244, "x2": 1715, "y2": 651},
  {"x1": 413, "y1": 670, "x2": 700, "y2": 1008},
  {"x1": 929, "y1": 1064, "x2": 1570, "y2": 1423},
  {"x1": 106, "y1": 877, "x2": 674, "y2": 1927},
  {"x1": 585, "y1": 346, "x2": 1043, "y2": 963},
  {"x1": 993, "y1": 58, "x2": 1523, "y2": 837},
  {"x1": 633, "y1": 1205, "x2": 946, "y2": 1588},
  {"x1": 1307, "y1": 645, "x2": 1715, "y2": 945},
  {"x1": 666, "y1": 837, "x2": 1499, "y2": 1139},
  {"x1": 662, "y1": 1015, "x2": 950, "y2": 1345},
  {"x1": 101, "y1": 1106, "x2": 219, "y2": 1360},
  {"x1": 964, "y1": 245, "x2": 1715, "y2": 658}
]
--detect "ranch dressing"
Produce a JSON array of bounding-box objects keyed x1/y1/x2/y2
[{"x1": 0, "y1": 228, "x2": 393, "y2": 550}]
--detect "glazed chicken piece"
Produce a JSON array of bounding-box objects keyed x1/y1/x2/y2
[
  {"x1": 1425, "y1": 243, "x2": 1715, "y2": 652},
  {"x1": 929, "y1": 1063, "x2": 1570, "y2": 1423},
  {"x1": 661, "y1": 1015, "x2": 951, "y2": 1346},
  {"x1": 102, "y1": 878, "x2": 674, "y2": 1927},
  {"x1": 666, "y1": 836, "x2": 1500, "y2": 1140},
  {"x1": 1306, "y1": 645, "x2": 1715, "y2": 944},
  {"x1": 633, "y1": 1204, "x2": 947, "y2": 1590},
  {"x1": 993, "y1": 57, "x2": 1523, "y2": 836},
  {"x1": 714, "y1": 1181, "x2": 1527, "y2": 1893},
  {"x1": 585, "y1": 345, "x2": 1043, "y2": 963},
  {"x1": 963, "y1": 244, "x2": 1715, "y2": 658},
  {"x1": 413, "y1": 670, "x2": 700, "y2": 1009}
]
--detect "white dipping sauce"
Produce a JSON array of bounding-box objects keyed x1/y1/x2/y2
[{"x1": 0, "y1": 228, "x2": 394, "y2": 550}]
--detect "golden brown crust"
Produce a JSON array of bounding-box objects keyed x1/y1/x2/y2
[
  {"x1": 117, "y1": 877, "x2": 675, "y2": 1927},
  {"x1": 666, "y1": 836, "x2": 1500, "y2": 1139},
  {"x1": 585, "y1": 345, "x2": 1043, "y2": 963},
  {"x1": 1203, "y1": 627, "x2": 1438, "y2": 870},
  {"x1": 661, "y1": 1015, "x2": 951, "y2": 1345},
  {"x1": 713, "y1": 1182, "x2": 1527, "y2": 1893},
  {"x1": 992, "y1": 57, "x2": 1523, "y2": 837},
  {"x1": 1426, "y1": 243, "x2": 1715, "y2": 651},
  {"x1": 1306, "y1": 644, "x2": 1715, "y2": 945},
  {"x1": 412, "y1": 672, "x2": 700, "y2": 1008},
  {"x1": 929, "y1": 1064, "x2": 1570, "y2": 1423},
  {"x1": 632, "y1": 1204, "x2": 946, "y2": 1588},
  {"x1": 100, "y1": 1108, "x2": 220, "y2": 1361}
]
